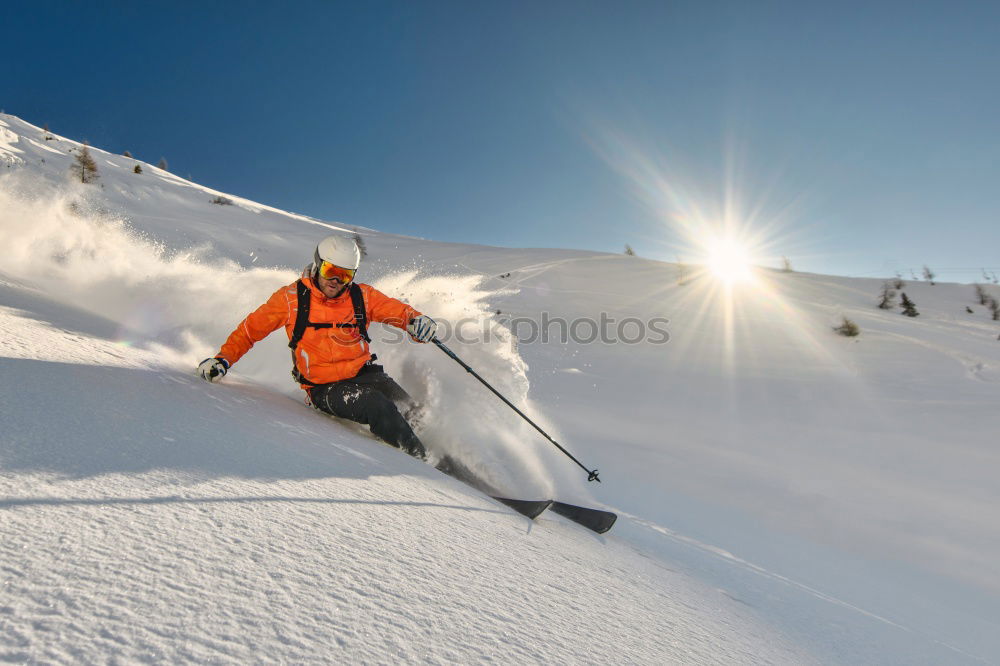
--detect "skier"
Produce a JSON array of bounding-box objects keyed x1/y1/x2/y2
[{"x1": 197, "y1": 235, "x2": 437, "y2": 459}]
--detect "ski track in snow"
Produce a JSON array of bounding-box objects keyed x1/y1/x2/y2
[{"x1": 623, "y1": 512, "x2": 990, "y2": 664}]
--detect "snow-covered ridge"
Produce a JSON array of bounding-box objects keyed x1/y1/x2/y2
[
  {"x1": 2, "y1": 112, "x2": 999, "y2": 663},
  {"x1": 0, "y1": 122, "x2": 26, "y2": 166}
]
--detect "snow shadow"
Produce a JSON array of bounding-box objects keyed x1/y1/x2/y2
[
  {"x1": 0, "y1": 357, "x2": 427, "y2": 484},
  {"x1": 0, "y1": 495, "x2": 506, "y2": 516}
]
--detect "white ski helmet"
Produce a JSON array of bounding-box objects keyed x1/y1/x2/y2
[{"x1": 313, "y1": 235, "x2": 361, "y2": 275}]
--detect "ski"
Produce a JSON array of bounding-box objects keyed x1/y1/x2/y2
[
  {"x1": 434, "y1": 454, "x2": 548, "y2": 519},
  {"x1": 550, "y1": 501, "x2": 617, "y2": 534},
  {"x1": 309, "y1": 414, "x2": 618, "y2": 532},
  {"x1": 435, "y1": 454, "x2": 616, "y2": 532}
]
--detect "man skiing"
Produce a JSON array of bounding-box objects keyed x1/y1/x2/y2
[{"x1": 197, "y1": 234, "x2": 437, "y2": 459}]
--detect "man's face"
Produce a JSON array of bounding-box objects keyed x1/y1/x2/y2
[{"x1": 317, "y1": 273, "x2": 349, "y2": 299}]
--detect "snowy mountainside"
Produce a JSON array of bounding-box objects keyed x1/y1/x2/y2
[
  {"x1": 0, "y1": 273, "x2": 806, "y2": 664},
  {"x1": 2, "y1": 112, "x2": 1000, "y2": 663},
  {"x1": 2, "y1": 303, "x2": 798, "y2": 663}
]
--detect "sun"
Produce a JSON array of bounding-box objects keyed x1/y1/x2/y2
[{"x1": 704, "y1": 235, "x2": 756, "y2": 284}]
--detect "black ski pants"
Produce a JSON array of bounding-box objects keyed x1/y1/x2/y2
[{"x1": 309, "y1": 364, "x2": 426, "y2": 459}]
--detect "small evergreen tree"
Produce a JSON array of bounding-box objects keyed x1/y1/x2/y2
[
  {"x1": 988, "y1": 297, "x2": 1000, "y2": 322},
  {"x1": 966, "y1": 306, "x2": 974, "y2": 314},
  {"x1": 624, "y1": 244, "x2": 636, "y2": 256},
  {"x1": 900, "y1": 292, "x2": 919, "y2": 317},
  {"x1": 73, "y1": 143, "x2": 99, "y2": 184},
  {"x1": 157, "y1": 157, "x2": 168, "y2": 171},
  {"x1": 877, "y1": 282, "x2": 896, "y2": 309},
  {"x1": 834, "y1": 316, "x2": 860, "y2": 337},
  {"x1": 892, "y1": 273, "x2": 904, "y2": 290},
  {"x1": 351, "y1": 231, "x2": 368, "y2": 258},
  {"x1": 975, "y1": 284, "x2": 990, "y2": 306},
  {"x1": 133, "y1": 164, "x2": 143, "y2": 174},
  {"x1": 123, "y1": 150, "x2": 133, "y2": 158},
  {"x1": 676, "y1": 257, "x2": 690, "y2": 286},
  {"x1": 210, "y1": 195, "x2": 234, "y2": 205},
  {"x1": 782, "y1": 256, "x2": 793, "y2": 272},
  {"x1": 922, "y1": 265, "x2": 936, "y2": 285}
]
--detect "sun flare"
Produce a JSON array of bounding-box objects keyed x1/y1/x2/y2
[{"x1": 704, "y1": 235, "x2": 756, "y2": 284}]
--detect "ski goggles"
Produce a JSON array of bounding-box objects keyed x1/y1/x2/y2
[{"x1": 317, "y1": 261, "x2": 356, "y2": 283}]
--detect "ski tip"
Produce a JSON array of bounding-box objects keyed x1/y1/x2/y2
[
  {"x1": 550, "y1": 501, "x2": 617, "y2": 534},
  {"x1": 491, "y1": 496, "x2": 553, "y2": 520}
]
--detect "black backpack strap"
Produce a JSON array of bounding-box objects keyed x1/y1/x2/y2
[
  {"x1": 288, "y1": 280, "x2": 311, "y2": 351},
  {"x1": 349, "y1": 282, "x2": 371, "y2": 343},
  {"x1": 289, "y1": 280, "x2": 314, "y2": 385}
]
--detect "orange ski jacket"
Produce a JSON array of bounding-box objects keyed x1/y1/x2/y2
[{"x1": 216, "y1": 277, "x2": 421, "y2": 386}]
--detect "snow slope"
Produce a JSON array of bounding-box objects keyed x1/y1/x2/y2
[{"x1": 2, "y1": 113, "x2": 999, "y2": 663}]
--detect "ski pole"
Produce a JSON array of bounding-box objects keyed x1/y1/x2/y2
[{"x1": 432, "y1": 338, "x2": 601, "y2": 482}]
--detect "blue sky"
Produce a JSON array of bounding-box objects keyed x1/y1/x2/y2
[{"x1": 3, "y1": 1, "x2": 998, "y2": 282}]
